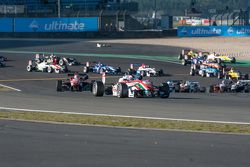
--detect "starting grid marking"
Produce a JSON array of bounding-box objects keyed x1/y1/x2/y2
[{"x1": 0, "y1": 106, "x2": 250, "y2": 125}]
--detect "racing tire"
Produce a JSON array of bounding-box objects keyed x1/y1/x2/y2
[
  {"x1": 178, "y1": 54, "x2": 183, "y2": 60},
  {"x1": 83, "y1": 66, "x2": 89, "y2": 73},
  {"x1": 47, "y1": 67, "x2": 53, "y2": 73},
  {"x1": 245, "y1": 74, "x2": 249, "y2": 80},
  {"x1": 203, "y1": 55, "x2": 208, "y2": 60},
  {"x1": 190, "y1": 68, "x2": 195, "y2": 76},
  {"x1": 56, "y1": 80, "x2": 63, "y2": 92},
  {"x1": 209, "y1": 86, "x2": 214, "y2": 93},
  {"x1": 157, "y1": 69, "x2": 164, "y2": 76},
  {"x1": 59, "y1": 59, "x2": 65, "y2": 66},
  {"x1": 174, "y1": 84, "x2": 180, "y2": 93},
  {"x1": 117, "y1": 83, "x2": 128, "y2": 98},
  {"x1": 55, "y1": 69, "x2": 60, "y2": 74},
  {"x1": 128, "y1": 68, "x2": 136, "y2": 75},
  {"x1": 140, "y1": 71, "x2": 146, "y2": 77},
  {"x1": 27, "y1": 65, "x2": 32, "y2": 72},
  {"x1": 92, "y1": 81, "x2": 104, "y2": 97},
  {"x1": 217, "y1": 72, "x2": 222, "y2": 79},
  {"x1": 224, "y1": 75, "x2": 230, "y2": 79},
  {"x1": 116, "y1": 67, "x2": 121, "y2": 73},
  {"x1": 201, "y1": 71, "x2": 206, "y2": 77},
  {"x1": 216, "y1": 58, "x2": 222, "y2": 64},
  {"x1": 231, "y1": 57, "x2": 236, "y2": 64},
  {"x1": 181, "y1": 59, "x2": 187, "y2": 66},
  {"x1": 159, "y1": 83, "x2": 170, "y2": 98},
  {"x1": 200, "y1": 87, "x2": 206, "y2": 93}
]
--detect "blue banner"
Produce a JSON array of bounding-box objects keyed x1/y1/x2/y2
[
  {"x1": 178, "y1": 26, "x2": 250, "y2": 37},
  {"x1": 15, "y1": 17, "x2": 99, "y2": 32},
  {"x1": 0, "y1": 18, "x2": 13, "y2": 32}
]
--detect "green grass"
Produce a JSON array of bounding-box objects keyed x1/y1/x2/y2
[
  {"x1": 0, "y1": 86, "x2": 12, "y2": 91},
  {"x1": 0, "y1": 111, "x2": 250, "y2": 134}
]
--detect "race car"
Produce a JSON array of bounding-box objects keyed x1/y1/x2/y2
[
  {"x1": 231, "y1": 80, "x2": 250, "y2": 93},
  {"x1": 57, "y1": 57, "x2": 81, "y2": 66},
  {"x1": 83, "y1": 62, "x2": 122, "y2": 75},
  {"x1": 206, "y1": 53, "x2": 236, "y2": 64},
  {"x1": 0, "y1": 56, "x2": 6, "y2": 67},
  {"x1": 209, "y1": 79, "x2": 233, "y2": 93},
  {"x1": 168, "y1": 80, "x2": 206, "y2": 93},
  {"x1": 190, "y1": 64, "x2": 223, "y2": 78},
  {"x1": 179, "y1": 50, "x2": 209, "y2": 66},
  {"x1": 0, "y1": 60, "x2": 5, "y2": 67},
  {"x1": 96, "y1": 43, "x2": 111, "y2": 48},
  {"x1": 0, "y1": 56, "x2": 7, "y2": 62},
  {"x1": 128, "y1": 64, "x2": 164, "y2": 77},
  {"x1": 209, "y1": 79, "x2": 250, "y2": 93},
  {"x1": 166, "y1": 80, "x2": 183, "y2": 92},
  {"x1": 92, "y1": 74, "x2": 170, "y2": 98},
  {"x1": 26, "y1": 58, "x2": 68, "y2": 73},
  {"x1": 223, "y1": 67, "x2": 249, "y2": 80},
  {"x1": 35, "y1": 54, "x2": 80, "y2": 66},
  {"x1": 56, "y1": 73, "x2": 93, "y2": 92},
  {"x1": 201, "y1": 61, "x2": 225, "y2": 70}
]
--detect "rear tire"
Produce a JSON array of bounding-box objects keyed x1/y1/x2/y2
[
  {"x1": 92, "y1": 81, "x2": 104, "y2": 97},
  {"x1": 56, "y1": 80, "x2": 63, "y2": 92},
  {"x1": 159, "y1": 83, "x2": 170, "y2": 98},
  {"x1": 231, "y1": 57, "x2": 236, "y2": 64}
]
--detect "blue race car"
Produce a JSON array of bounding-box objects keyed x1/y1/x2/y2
[
  {"x1": 83, "y1": 62, "x2": 122, "y2": 75},
  {"x1": 198, "y1": 66, "x2": 221, "y2": 78}
]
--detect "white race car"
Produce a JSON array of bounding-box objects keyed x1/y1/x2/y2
[
  {"x1": 128, "y1": 64, "x2": 164, "y2": 77},
  {"x1": 26, "y1": 59, "x2": 68, "y2": 73}
]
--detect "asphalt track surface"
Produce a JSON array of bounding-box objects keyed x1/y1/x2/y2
[
  {"x1": 0, "y1": 39, "x2": 250, "y2": 123},
  {"x1": 1, "y1": 120, "x2": 250, "y2": 167}
]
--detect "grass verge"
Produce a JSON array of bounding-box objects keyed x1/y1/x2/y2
[
  {"x1": 0, "y1": 111, "x2": 250, "y2": 134},
  {"x1": 0, "y1": 86, "x2": 12, "y2": 91}
]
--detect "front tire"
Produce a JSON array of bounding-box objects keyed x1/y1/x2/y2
[
  {"x1": 59, "y1": 59, "x2": 65, "y2": 66},
  {"x1": 47, "y1": 66, "x2": 53, "y2": 73},
  {"x1": 55, "y1": 69, "x2": 60, "y2": 74},
  {"x1": 117, "y1": 83, "x2": 128, "y2": 98},
  {"x1": 83, "y1": 66, "x2": 89, "y2": 73},
  {"x1": 27, "y1": 65, "x2": 32, "y2": 72}
]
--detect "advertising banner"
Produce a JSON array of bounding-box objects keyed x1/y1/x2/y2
[
  {"x1": 178, "y1": 26, "x2": 250, "y2": 37},
  {"x1": 0, "y1": 18, "x2": 13, "y2": 32},
  {"x1": 15, "y1": 17, "x2": 99, "y2": 32}
]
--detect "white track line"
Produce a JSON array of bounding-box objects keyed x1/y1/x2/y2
[
  {"x1": 0, "y1": 106, "x2": 250, "y2": 125},
  {"x1": 0, "y1": 84, "x2": 21, "y2": 92}
]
